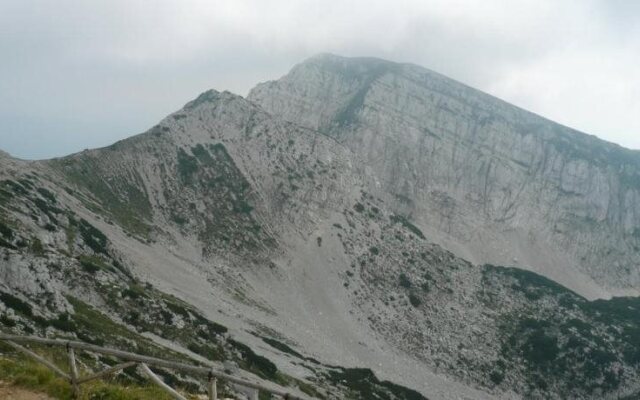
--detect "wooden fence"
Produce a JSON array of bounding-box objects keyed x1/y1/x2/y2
[{"x1": 0, "y1": 333, "x2": 313, "y2": 400}]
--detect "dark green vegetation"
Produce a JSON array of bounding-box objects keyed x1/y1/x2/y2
[
  {"x1": 408, "y1": 293, "x2": 421, "y2": 308},
  {"x1": 399, "y1": 273, "x2": 412, "y2": 289},
  {"x1": 0, "y1": 292, "x2": 33, "y2": 317},
  {"x1": 483, "y1": 265, "x2": 640, "y2": 398},
  {"x1": 262, "y1": 337, "x2": 305, "y2": 360},
  {"x1": 390, "y1": 215, "x2": 425, "y2": 240},
  {"x1": 261, "y1": 337, "x2": 321, "y2": 365},
  {"x1": 77, "y1": 218, "x2": 108, "y2": 255},
  {"x1": 0, "y1": 220, "x2": 14, "y2": 239},
  {"x1": 166, "y1": 143, "x2": 274, "y2": 256},
  {"x1": 259, "y1": 336, "x2": 427, "y2": 399},
  {"x1": 228, "y1": 339, "x2": 278, "y2": 380},
  {"x1": 326, "y1": 368, "x2": 427, "y2": 400},
  {"x1": 177, "y1": 148, "x2": 199, "y2": 183}
]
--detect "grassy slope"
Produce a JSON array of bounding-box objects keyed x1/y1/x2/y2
[{"x1": 0, "y1": 350, "x2": 178, "y2": 400}]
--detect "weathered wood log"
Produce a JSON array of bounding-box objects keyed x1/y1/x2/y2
[
  {"x1": 68, "y1": 346, "x2": 79, "y2": 399},
  {"x1": 4, "y1": 340, "x2": 70, "y2": 380},
  {"x1": 208, "y1": 373, "x2": 218, "y2": 400},
  {"x1": 76, "y1": 361, "x2": 137, "y2": 384}
]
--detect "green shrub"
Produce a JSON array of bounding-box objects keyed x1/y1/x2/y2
[
  {"x1": 30, "y1": 237, "x2": 45, "y2": 256},
  {"x1": 390, "y1": 215, "x2": 425, "y2": 239},
  {"x1": 177, "y1": 148, "x2": 198, "y2": 183},
  {"x1": 327, "y1": 367, "x2": 426, "y2": 400},
  {"x1": 229, "y1": 339, "x2": 278, "y2": 380},
  {"x1": 79, "y1": 256, "x2": 102, "y2": 274},
  {"x1": 0, "y1": 237, "x2": 17, "y2": 249},
  {"x1": 489, "y1": 370, "x2": 504, "y2": 385},
  {"x1": 49, "y1": 313, "x2": 77, "y2": 332},
  {"x1": 262, "y1": 338, "x2": 305, "y2": 359},
  {"x1": 191, "y1": 144, "x2": 213, "y2": 163},
  {"x1": 187, "y1": 342, "x2": 224, "y2": 361},
  {"x1": 408, "y1": 293, "x2": 421, "y2": 307},
  {"x1": 165, "y1": 302, "x2": 190, "y2": 319},
  {"x1": 121, "y1": 285, "x2": 148, "y2": 300},
  {"x1": 36, "y1": 187, "x2": 57, "y2": 203},
  {"x1": 399, "y1": 273, "x2": 412, "y2": 289},
  {"x1": 0, "y1": 292, "x2": 32, "y2": 316},
  {"x1": 522, "y1": 330, "x2": 559, "y2": 365},
  {"x1": 78, "y1": 219, "x2": 108, "y2": 255},
  {"x1": 1, "y1": 179, "x2": 28, "y2": 195},
  {"x1": 0, "y1": 313, "x2": 16, "y2": 327},
  {"x1": 0, "y1": 220, "x2": 13, "y2": 239}
]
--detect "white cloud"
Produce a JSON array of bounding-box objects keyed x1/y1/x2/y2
[{"x1": 0, "y1": 0, "x2": 638, "y2": 158}]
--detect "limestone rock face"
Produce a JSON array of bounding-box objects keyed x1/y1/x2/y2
[
  {"x1": 249, "y1": 53, "x2": 640, "y2": 298},
  {"x1": 4, "y1": 55, "x2": 640, "y2": 400}
]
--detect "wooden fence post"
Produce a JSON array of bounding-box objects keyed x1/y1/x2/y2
[
  {"x1": 140, "y1": 363, "x2": 188, "y2": 400},
  {"x1": 207, "y1": 370, "x2": 217, "y2": 400},
  {"x1": 207, "y1": 371, "x2": 218, "y2": 400},
  {"x1": 67, "y1": 345, "x2": 80, "y2": 399}
]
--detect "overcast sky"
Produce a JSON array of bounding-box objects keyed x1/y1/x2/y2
[{"x1": 1, "y1": 0, "x2": 639, "y2": 159}]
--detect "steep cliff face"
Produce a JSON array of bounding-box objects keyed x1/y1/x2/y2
[{"x1": 249, "y1": 54, "x2": 640, "y2": 298}]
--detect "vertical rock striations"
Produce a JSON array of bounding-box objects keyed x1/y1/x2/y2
[{"x1": 249, "y1": 53, "x2": 640, "y2": 298}]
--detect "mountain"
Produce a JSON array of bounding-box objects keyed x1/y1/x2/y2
[
  {"x1": 249, "y1": 53, "x2": 640, "y2": 299},
  {"x1": 1, "y1": 54, "x2": 640, "y2": 399}
]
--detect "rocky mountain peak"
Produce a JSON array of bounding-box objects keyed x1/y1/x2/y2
[
  {"x1": 182, "y1": 89, "x2": 247, "y2": 111},
  {"x1": 249, "y1": 54, "x2": 406, "y2": 134},
  {"x1": 249, "y1": 54, "x2": 640, "y2": 298},
  {"x1": 295, "y1": 53, "x2": 400, "y2": 75}
]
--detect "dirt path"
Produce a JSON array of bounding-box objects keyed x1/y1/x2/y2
[{"x1": 0, "y1": 385, "x2": 53, "y2": 400}]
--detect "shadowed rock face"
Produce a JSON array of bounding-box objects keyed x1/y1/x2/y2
[{"x1": 249, "y1": 53, "x2": 640, "y2": 299}]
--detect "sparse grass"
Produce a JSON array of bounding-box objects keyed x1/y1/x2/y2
[
  {"x1": 78, "y1": 255, "x2": 111, "y2": 274},
  {"x1": 0, "y1": 352, "x2": 180, "y2": 400},
  {"x1": 52, "y1": 158, "x2": 152, "y2": 238}
]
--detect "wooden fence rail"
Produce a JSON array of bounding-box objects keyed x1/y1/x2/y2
[{"x1": 0, "y1": 333, "x2": 312, "y2": 400}]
